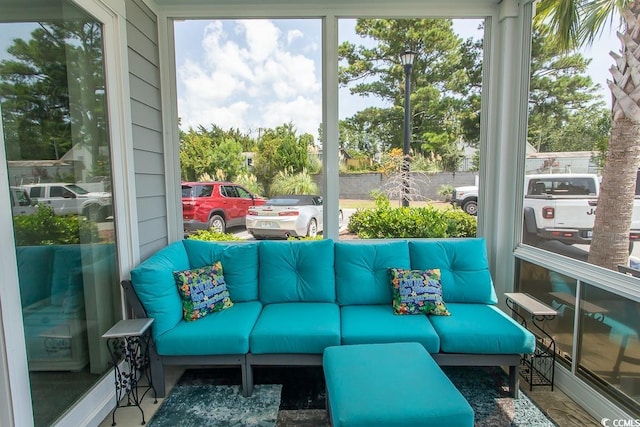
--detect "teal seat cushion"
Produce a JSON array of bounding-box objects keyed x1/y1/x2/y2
[
  {"x1": 130, "y1": 241, "x2": 190, "y2": 338},
  {"x1": 335, "y1": 241, "x2": 410, "y2": 305},
  {"x1": 409, "y1": 239, "x2": 497, "y2": 304},
  {"x1": 155, "y1": 301, "x2": 262, "y2": 355},
  {"x1": 340, "y1": 305, "x2": 440, "y2": 353},
  {"x1": 259, "y1": 240, "x2": 335, "y2": 304},
  {"x1": 429, "y1": 303, "x2": 535, "y2": 354},
  {"x1": 323, "y1": 343, "x2": 474, "y2": 427},
  {"x1": 250, "y1": 302, "x2": 340, "y2": 354},
  {"x1": 183, "y1": 240, "x2": 259, "y2": 302}
]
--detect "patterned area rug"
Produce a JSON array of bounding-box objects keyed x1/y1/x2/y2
[
  {"x1": 445, "y1": 366, "x2": 557, "y2": 427},
  {"x1": 148, "y1": 384, "x2": 282, "y2": 427},
  {"x1": 148, "y1": 366, "x2": 556, "y2": 426}
]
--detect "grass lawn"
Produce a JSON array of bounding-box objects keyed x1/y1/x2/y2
[{"x1": 339, "y1": 199, "x2": 453, "y2": 210}]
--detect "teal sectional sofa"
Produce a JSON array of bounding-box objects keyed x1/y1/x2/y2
[
  {"x1": 123, "y1": 238, "x2": 535, "y2": 398},
  {"x1": 19, "y1": 243, "x2": 116, "y2": 371}
]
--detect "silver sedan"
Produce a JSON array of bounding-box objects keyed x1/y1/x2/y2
[{"x1": 246, "y1": 195, "x2": 342, "y2": 239}]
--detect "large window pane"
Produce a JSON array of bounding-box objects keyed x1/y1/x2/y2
[
  {"x1": 1, "y1": 2, "x2": 120, "y2": 425},
  {"x1": 517, "y1": 260, "x2": 575, "y2": 366},
  {"x1": 174, "y1": 19, "x2": 325, "y2": 240},
  {"x1": 521, "y1": 16, "x2": 640, "y2": 272},
  {"x1": 517, "y1": 259, "x2": 640, "y2": 416},
  {"x1": 337, "y1": 18, "x2": 482, "y2": 240},
  {"x1": 577, "y1": 284, "x2": 640, "y2": 416}
]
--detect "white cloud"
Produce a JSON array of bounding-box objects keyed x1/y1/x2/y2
[
  {"x1": 179, "y1": 99, "x2": 251, "y2": 131},
  {"x1": 261, "y1": 96, "x2": 321, "y2": 138},
  {"x1": 238, "y1": 20, "x2": 279, "y2": 62},
  {"x1": 287, "y1": 29, "x2": 303, "y2": 45},
  {"x1": 176, "y1": 19, "x2": 322, "y2": 136}
]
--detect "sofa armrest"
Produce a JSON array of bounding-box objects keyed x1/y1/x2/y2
[{"x1": 121, "y1": 280, "x2": 149, "y2": 319}]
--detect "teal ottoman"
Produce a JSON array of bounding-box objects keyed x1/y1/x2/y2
[{"x1": 323, "y1": 342, "x2": 474, "y2": 427}]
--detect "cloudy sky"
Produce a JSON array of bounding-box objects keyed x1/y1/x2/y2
[
  {"x1": 174, "y1": 18, "x2": 616, "y2": 141},
  {"x1": 174, "y1": 19, "x2": 323, "y2": 138}
]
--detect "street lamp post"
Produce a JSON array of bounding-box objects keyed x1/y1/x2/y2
[{"x1": 400, "y1": 49, "x2": 415, "y2": 207}]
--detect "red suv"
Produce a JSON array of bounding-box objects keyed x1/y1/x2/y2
[{"x1": 182, "y1": 182, "x2": 265, "y2": 234}]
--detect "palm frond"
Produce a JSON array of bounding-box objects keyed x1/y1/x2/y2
[
  {"x1": 534, "y1": 0, "x2": 582, "y2": 50},
  {"x1": 535, "y1": 0, "x2": 628, "y2": 51},
  {"x1": 581, "y1": 0, "x2": 626, "y2": 45}
]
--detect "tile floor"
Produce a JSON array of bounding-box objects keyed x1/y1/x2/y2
[{"x1": 98, "y1": 365, "x2": 601, "y2": 427}]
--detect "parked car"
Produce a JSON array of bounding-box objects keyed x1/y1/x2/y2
[
  {"x1": 451, "y1": 185, "x2": 479, "y2": 215},
  {"x1": 246, "y1": 194, "x2": 343, "y2": 239},
  {"x1": 21, "y1": 182, "x2": 112, "y2": 221},
  {"x1": 452, "y1": 173, "x2": 640, "y2": 249},
  {"x1": 10, "y1": 186, "x2": 37, "y2": 216},
  {"x1": 181, "y1": 182, "x2": 265, "y2": 234}
]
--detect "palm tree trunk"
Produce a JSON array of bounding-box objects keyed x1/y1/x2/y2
[
  {"x1": 588, "y1": 3, "x2": 640, "y2": 270},
  {"x1": 589, "y1": 119, "x2": 640, "y2": 269}
]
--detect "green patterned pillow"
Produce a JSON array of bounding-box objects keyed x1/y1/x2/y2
[
  {"x1": 173, "y1": 261, "x2": 233, "y2": 321},
  {"x1": 389, "y1": 268, "x2": 450, "y2": 316}
]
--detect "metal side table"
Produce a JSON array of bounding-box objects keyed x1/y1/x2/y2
[
  {"x1": 505, "y1": 292, "x2": 558, "y2": 391},
  {"x1": 103, "y1": 318, "x2": 157, "y2": 425}
]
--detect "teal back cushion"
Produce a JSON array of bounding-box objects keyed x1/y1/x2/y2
[
  {"x1": 16, "y1": 245, "x2": 54, "y2": 307},
  {"x1": 50, "y1": 245, "x2": 82, "y2": 306},
  {"x1": 130, "y1": 241, "x2": 190, "y2": 337},
  {"x1": 335, "y1": 241, "x2": 410, "y2": 305},
  {"x1": 259, "y1": 239, "x2": 335, "y2": 304},
  {"x1": 183, "y1": 240, "x2": 259, "y2": 302},
  {"x1": 409, "y1": 238, "x2": 497, "y2": 304}
]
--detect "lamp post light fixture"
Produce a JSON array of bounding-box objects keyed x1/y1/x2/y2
[{"x1": 400, "y1": 49, "x2": 416, "y2": 207}]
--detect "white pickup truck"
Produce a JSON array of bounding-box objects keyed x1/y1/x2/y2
[
  {"x1": 452, "y1": 173, "x2": 640, "y2": 247},
  {"x1": 22, "y1": 182, "x2": 112, "y2": 221}
]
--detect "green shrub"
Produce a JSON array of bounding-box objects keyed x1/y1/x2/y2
[
  {"x1": 347, "y1": 195, "x2": 476, "y2": 239},
  {"x1": 235, "y1": 173, "x2": 264, "y2": 196},
  {"x1": 287, "y1": 235, "x2": 323, "y2": 241},
  {"x1": 12, "y1": 205, "x2": 100, "y2": 246},
  {"x1": 187, "y1": 230, "x2": 242, "y2": 241},
  {"x1": 269, "y1": 168, "x2": 318, "y2": 197},
  {"x1": 437, "y1": 184, "x2": 454, "y2": 201},
  {"x1": 441, "y1": 209, "x2": 478, "y2": 237}
]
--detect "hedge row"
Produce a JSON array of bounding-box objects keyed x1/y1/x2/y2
[{"x1": 347, "y1": 196, "x2": 476, "y2": 239}]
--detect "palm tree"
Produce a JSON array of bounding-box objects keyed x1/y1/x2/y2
[{"x1": 535, "y1": 0, "x2": 640, "y2": 270}]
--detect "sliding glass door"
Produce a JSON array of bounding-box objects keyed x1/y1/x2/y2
[{"x1": 1, "y1": 1, "x2": 120, "y2": 424}]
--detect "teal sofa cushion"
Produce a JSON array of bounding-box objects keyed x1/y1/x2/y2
[
  {"x1": 183, "y1": 240, "x2": 259, "y2": 302},
  {"x1": 428, "y1": 303, "x2": 536, "y2": 354},
  {"x1": 259, "y1": 240, "x2": 335, "y2": 304},
  {"x1": 155, "y1": 301, "x2": 262, "y2": 355},
  {"x1": 323, "y1": 343, "x2": 474, "y2": 427},
  {"x1": 340, "y1": 305, "x2": 440, "y2": 353},
  {"x1": 409, "y1": 239, "x2": 497, "y2": 304},
  {"x1": 17, "y1": 245, "x2": 54, "y2": 307},
  {"x1": 335, "y1": 241, "x2": 410, "y2": 305},
  {"x1": 249, "y1": 302, "x2": 340, "y2": 354},
  {"x1": 130, "y1": 241, "x2": 190, "y2": 338},
  {"x1": 50, "y1": 245, "x2": 82, "y2": 306}
]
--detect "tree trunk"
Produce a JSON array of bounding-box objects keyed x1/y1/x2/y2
[
  {"x1": 588, "y1": 119, "x2": 640, "y2": 269},
  {"x1": 588, "y1": 3, "x2": 640, "y2": 270}
]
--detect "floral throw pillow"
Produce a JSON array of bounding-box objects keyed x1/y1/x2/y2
[
  {"x1": 389, "y1": 268, "x2": 450, "y2": 316},
  {"x1": 173, "y1": 261, "x2": 233, "y2": 321}
]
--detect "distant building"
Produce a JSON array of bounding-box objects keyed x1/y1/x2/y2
[{"x1": 458, "y1": 142, "x2": 599, "y2": 175}]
